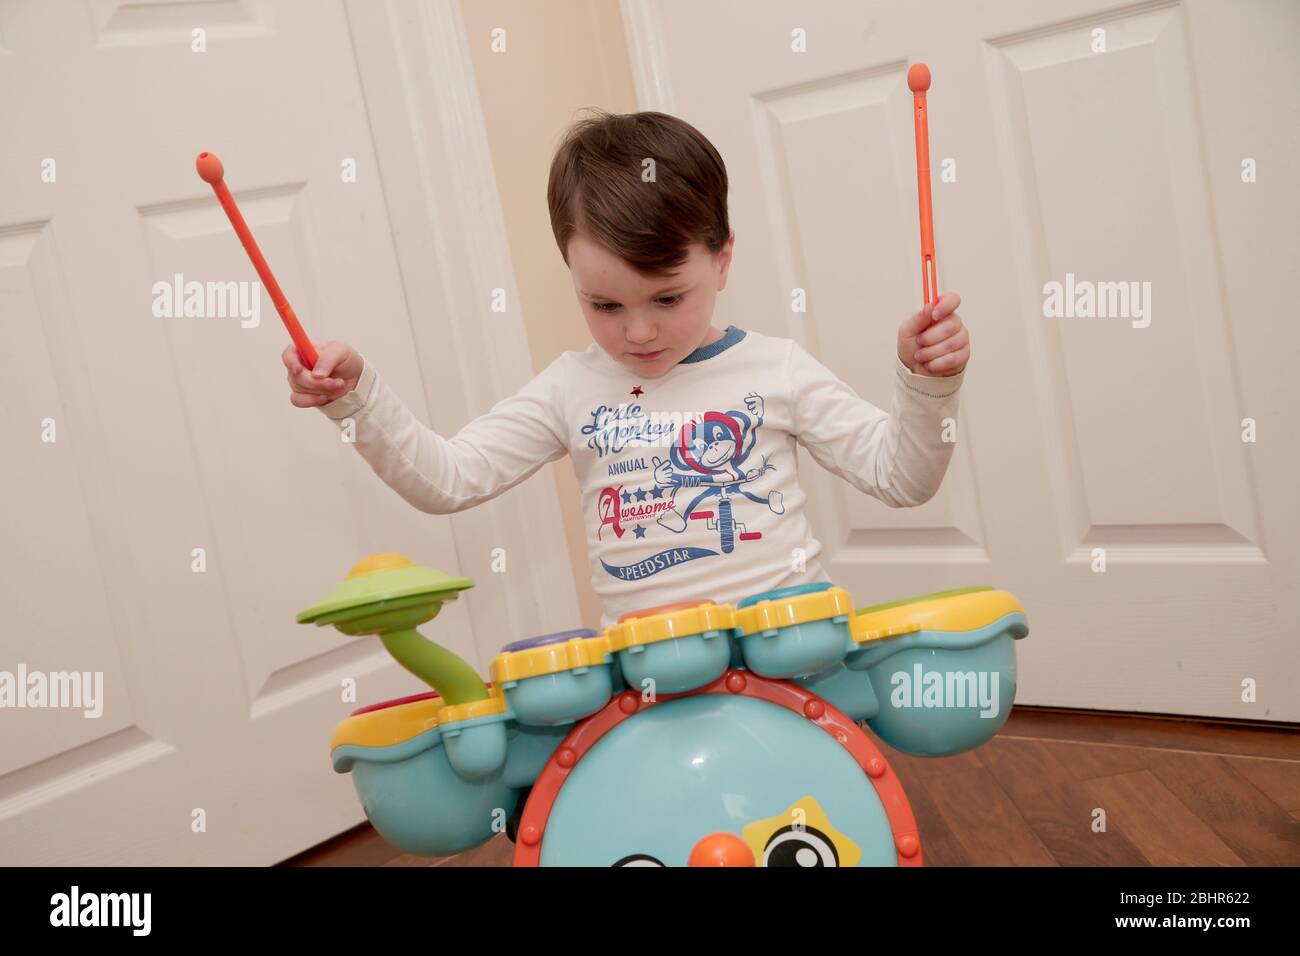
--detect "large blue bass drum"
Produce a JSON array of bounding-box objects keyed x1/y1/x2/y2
[{"x1": 514, "y1": 671, "x2": 920, "y2": 867}]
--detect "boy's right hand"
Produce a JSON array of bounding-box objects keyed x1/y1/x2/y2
[{"x1": 283, "y1": 341, "x2": 364, "y2": 408}]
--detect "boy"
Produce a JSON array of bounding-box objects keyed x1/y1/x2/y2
[{"x1": 284, "y1": 110, "x2": 970, "y2": 629}]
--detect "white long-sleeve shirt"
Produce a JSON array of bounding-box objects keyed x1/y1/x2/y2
[{"x1": 318, "y1": 326, "x2": 964, "y2": 628}]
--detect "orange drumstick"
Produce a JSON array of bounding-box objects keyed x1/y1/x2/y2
[
  {"x1": 907, "y1": 63, "x2": 939, "y2": 310},
  {"x1": 195, "y1": 151, "x2": 318, "y2": 369}
]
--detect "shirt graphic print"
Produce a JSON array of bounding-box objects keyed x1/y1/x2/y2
[{"x1": 585, "y1": 389, "x2": 788, "y2": 583}]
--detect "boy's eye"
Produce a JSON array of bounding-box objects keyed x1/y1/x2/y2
[{"x1": 591, "y1": 295, "x2": 682, "y2": 314}]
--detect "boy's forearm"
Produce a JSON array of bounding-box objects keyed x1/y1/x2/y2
[
  {"x1": 871, "y1": 359, "x2": 964, "y2": 508},
  {"x1": 317, "y1": 359, "x2": 567, "y2": 516},
  {"x1": 317, "y1": 362, "x2": 487, "y2": 515}
]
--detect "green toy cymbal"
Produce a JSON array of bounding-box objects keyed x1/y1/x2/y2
[
  {"x1": 297, "y1": 553, "x2": 485, "y2": 704},
  {"x1": 296, "y1": 552, "x2": 473, "y2": 627}
]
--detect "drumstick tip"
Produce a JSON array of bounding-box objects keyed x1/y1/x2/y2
[
  {"x1": 195, "y1": 151, "x2": 225, "y2": 184},
  {"x1": 907, "y1": 63, "x2": 931, "y2": 93}
]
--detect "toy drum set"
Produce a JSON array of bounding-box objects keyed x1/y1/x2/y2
[{"x1": 299, "y1": 554, "x2": 1029, "y2": 867}]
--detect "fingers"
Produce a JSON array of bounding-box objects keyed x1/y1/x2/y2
[
  {"x1": 310, "y1": 340, "x2": 351, "y2": 381},
  {"x1": 916, "y1": 316, "x2": 963, "y2": 349},
  {"x1": 931, "y1": 291, "x2": 961, "y2": 321},
  {"x1": 922, "y1": 340, "x2": 970, "y2": 375},
  {"x1": 288, "y1": 389, "x2": 334, "y2": 409},
  {"x1": 900, "y1": 304, "x2": 934, "y2": 338},
  {"x1": 284, "y1": 340, "x2": 348, "y2": 407},
  {"x1": 286, "y1": 365, "x2": 345, "y2": 394},
  {"x1": 900, "y1": 292, "x2": 968, "y2": 375},
  {"x1": 915, "y1": 326, "x2": 969, "y2": 364}
]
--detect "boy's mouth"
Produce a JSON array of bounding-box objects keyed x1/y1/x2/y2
[{"x1": 630, "y1": 349, "x2": 666, "y2": 361}]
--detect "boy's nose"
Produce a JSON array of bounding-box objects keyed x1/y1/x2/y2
[{"x1": 624, "y1": 316, "x2": 658, "y2": 345}]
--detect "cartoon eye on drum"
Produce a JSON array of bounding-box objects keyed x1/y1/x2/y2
[{"x1": 299, "y1": 557, "x2": 1028, "y2": 867}]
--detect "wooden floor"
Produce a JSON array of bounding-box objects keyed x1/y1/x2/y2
[{"x1": 282, "y1": 707, "x2": 1300, "y2": 867}]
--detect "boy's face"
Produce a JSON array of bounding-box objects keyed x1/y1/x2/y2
[{"x1": 568, "y1": 231, "x2": 735, "y2": 378}]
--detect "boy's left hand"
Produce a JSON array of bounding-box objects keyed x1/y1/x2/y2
[{"x1": 897, "y1": 291, "x2": 969, "y2": 377}]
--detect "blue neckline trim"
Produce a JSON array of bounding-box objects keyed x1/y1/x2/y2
[{"x1": 680, "y1": 326, "x2": 745, "y2": 364}]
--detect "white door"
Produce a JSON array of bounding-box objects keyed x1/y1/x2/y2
[
  {"x1": 623, "y1": 0, "x2": 1299, "y2": 720},
  {"x1": 0, "y1": 0, "x2": 575, "y2": 864}
]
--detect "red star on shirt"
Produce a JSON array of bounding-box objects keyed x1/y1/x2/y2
[{"x1": 630, "y1": 386, "x2": 644, "y2": 397}]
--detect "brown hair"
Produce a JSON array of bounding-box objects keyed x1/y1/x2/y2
[{"x1": 547, "y1": 109, "x2": 730, "y2": 276}]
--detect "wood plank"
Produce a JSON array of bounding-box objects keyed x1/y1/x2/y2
[
  {"x1": 1225, "y1": 757, "x2": 1300, "y2": 812},
  {"x1": 977, "y1": 737, "x2": 1147, "y2": 866},
  {"x1": 1143, "y1": 751, "x2": 1300, "y2": 866},
  {"x1": 926, "y1": 767, "x2": 1057, "y2": 866},
  {"x1": 1081, "y1": 771, "x2": 1244, "y2": 866},
  {"x1": 1044, "y1": 739, "x2": 1154, "y2": 781}
]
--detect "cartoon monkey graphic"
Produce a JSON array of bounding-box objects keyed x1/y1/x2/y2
[{"x1": 652, "y1": 391, "x2": 784, "y2": 534}]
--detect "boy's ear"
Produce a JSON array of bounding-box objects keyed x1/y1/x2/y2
[{"x1": 715, "y1": 231, "x2": 736, "y2": 291}]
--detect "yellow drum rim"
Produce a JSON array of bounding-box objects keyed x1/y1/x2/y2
[
  {"x1": 330, "y1": 695, "x2": 443, "y2": 752},
  {"x1": 436, "y1": 685, "x2": 508, "y2": 725},
  {"x1": 605, "y1": 602, "x2": 738, "y2": 651},
  {"x1": 489, "y1": 634, "x2": 613, "y2": 684},
  {"x1": 732, "y1": 587, "x2": 855, "y2": 637},
  {"x1": 850, "y1": 588, "x2": 1024, "y2": 644}
]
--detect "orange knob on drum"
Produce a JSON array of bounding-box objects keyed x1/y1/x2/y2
[{"x1": 688, "y1": 832, "x2": 755, "y2": 867}]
